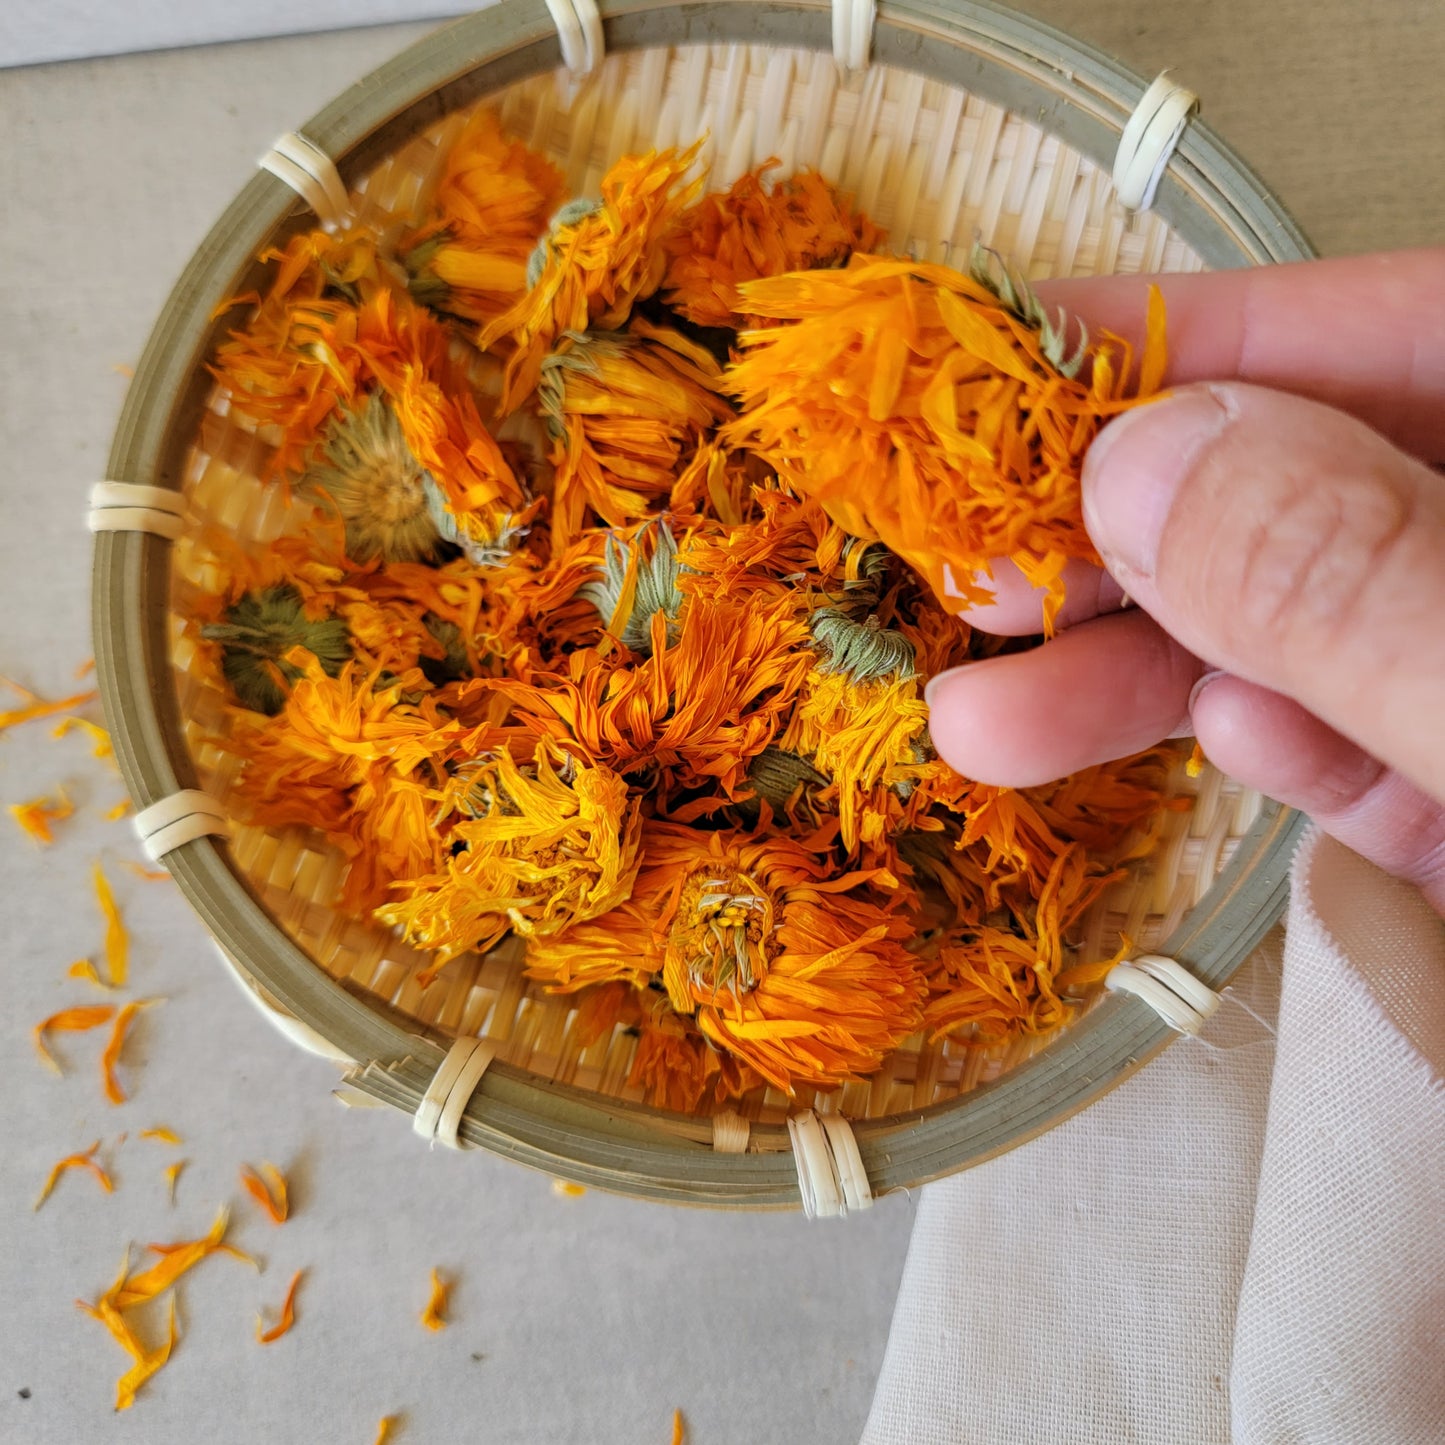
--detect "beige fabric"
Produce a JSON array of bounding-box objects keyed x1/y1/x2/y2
[{"x1": 863, "y1": 830, "x2": 1445, "y2": 1444}]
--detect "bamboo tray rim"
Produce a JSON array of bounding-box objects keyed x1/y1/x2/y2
[{"x1": 94, "y1": 0, "x2": 1313, "y2": 1206}]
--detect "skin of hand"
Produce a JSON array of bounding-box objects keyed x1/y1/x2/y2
[{"x1": 924, "y1": 249, "x2": 1445, "y2": 915}]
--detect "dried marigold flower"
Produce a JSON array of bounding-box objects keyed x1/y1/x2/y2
[
  {"x1": 492, "y1": 589, "x2": 813, "y2": 799},
  {"x1": 301, "y1": 394, "x2": 445, "y2": 565},
  {"x1": 211, "y1": 226, "x2": 386, "y2": 476},
  {"x1": 308, "y1": 290, "x2": 533, "y2": 565},
  {"x1": 663, "y1": 164, "x2": 882, "y2": 330},
  {"x1": 377, "y1": 736, "x2": 642, "y2": 966},
  {"x1": 223, "y1": 661, "x2": 460, "y2": 912},
  {"x1": 480, "y1": 144, "x2": 703, "y2": 410},
  {"x1": 726, "y1": 256, "x2": 1167, "y2": 631},
  {"x1": 537, "y1": 321, "x2": 730, "y2": 544},
  {"x1": 526, "y1": 824, "x2": 924, "y2": 1095},
  {"x1": 782, "y1": 669, "x2": 940, "y2": 852},
  {"x1": 921, "y1": 926, "x2": 1076, "y2": 1046},
  {"x1": 399, "y1": 108, "x2": 565, "y2": 326},
  {"x1": 201, "y1": 584, "x2": 352, "y2": 715},
  {"x1": 622, "y1": 991, "x2": 761, "y2": 1112}
]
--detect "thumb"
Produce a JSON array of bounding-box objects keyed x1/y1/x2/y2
[{"x1": 1082, "y1": 381, "x2": 1445, "y2": 802}]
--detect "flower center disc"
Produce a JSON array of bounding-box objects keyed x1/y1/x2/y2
[{"x1": 664, "y1": 869, "x2": 774, "y2": 1012}]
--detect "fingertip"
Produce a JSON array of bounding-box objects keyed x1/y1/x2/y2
[{"x1": 925, "y1": 611, "x2": 1203, "y2": 786}]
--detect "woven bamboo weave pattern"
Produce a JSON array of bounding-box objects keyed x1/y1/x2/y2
[{"x1": 168, "y1": 41, "x2": 1253, "y2": 1129}]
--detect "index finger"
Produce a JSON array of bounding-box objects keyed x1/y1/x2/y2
[{"x1": 1039, "y1": 247, "x2": 1445, "y2": 463}]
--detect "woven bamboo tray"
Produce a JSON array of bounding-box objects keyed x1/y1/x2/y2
[{"x1": 94, "y1": 0, "x2": 1311, "y2": 1208}]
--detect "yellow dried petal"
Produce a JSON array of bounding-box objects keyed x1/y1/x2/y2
[
  {"x1": 420, "y1": 1268, "x2": 450, "y2": 1331},
  {"x1": 93, "y1": 863, "x2": 128, "y2": 988},
  {"x1": 9, "y1": 789, "x2": 73, "y2": 845}
]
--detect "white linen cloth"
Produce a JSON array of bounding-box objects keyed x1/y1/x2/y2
[{"x1": 863, "y1": 829, "x2": 1445, "y2": 1444}]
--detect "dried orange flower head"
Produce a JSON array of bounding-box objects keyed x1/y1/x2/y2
[
  {"x1": 664, "y1": 164, "x2": 883, "y2": 329},
  {"x1": 527, "y1": 824, "x2": 924, "y2": 1094},
  {"x1": 726, "y1": 253, "x2": 1167, "y2": 632},
  {"x1": 401, "y1": 108, "x2": 565, "y2": 325},
  {"x1": 376, "y1": 736, "x2": 643, "y2": 965},
  {"x1": 210, "y1": 226, "x2": 386, "y2": 476},
  {"x1": 538, "y1": 320, "x2": 730, "y2": 544},
  {"x1": 480, "y1": 143, "x2": 704, "y2": 410}
]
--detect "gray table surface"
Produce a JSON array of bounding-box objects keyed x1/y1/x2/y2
[{"x1": 1, "y1": 8, "x2": 1437, "y2": 1444}]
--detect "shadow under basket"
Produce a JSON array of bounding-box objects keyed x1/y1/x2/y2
[{"x1": 94, "y1": 0, "x2": 1311, "y2": 1209}]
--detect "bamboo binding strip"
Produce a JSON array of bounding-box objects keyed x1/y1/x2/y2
[{"x1": 95, "y1": 0, "x2": 1313, "y2": 1208}]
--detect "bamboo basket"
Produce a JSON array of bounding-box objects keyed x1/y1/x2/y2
[{"x1": 93, "y1": 0, "x2": 1311, "y2": 1209}]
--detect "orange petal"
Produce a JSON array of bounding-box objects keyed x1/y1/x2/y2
[
  {"x1": 0, "y1": 687, "x2": 98, "y2": 733},
  {"x1": 101, "y1": 999, "x2": 159, "y2": 1105},
  {"x1": 114, "y1": 1296, "x2": 176, "y2": 1411},
  {"x1": 239, "y1": 1162, "x2": 289, "y2": 1224},
  {"x1": 33, "y1": 1140, "x2": 114, "y2": 1210},
  {"x1": 33, "y1": 1005, "x2": 115, "y2": 1073},
  {"x1": 255, "y1": 1269, "x2": 303, "y2": 1344},
  {"x1": 67, "y1": 959, "x2": 109, "y2": 989},
  {"x1": 9, "y1": 789, "x2": 73, "y2": 845},
  {"x1": 116, "y1": 1206, "x2": 243, "y2": 1308}
]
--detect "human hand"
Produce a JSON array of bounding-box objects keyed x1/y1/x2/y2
[{"x1": 925, "y1": 250, "x2": 1445, "y2": 914}]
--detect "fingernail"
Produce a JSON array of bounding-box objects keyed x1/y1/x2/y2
[
  {"x1": 1082, "y1": 388, "x2": 1234, "y2": 578},
  {"x1": 1188, "y1": 668, "x2": 1226, "y2": 715},
  {"x1": 923, "y1": 667, "x2": 963, "y2": 710}
]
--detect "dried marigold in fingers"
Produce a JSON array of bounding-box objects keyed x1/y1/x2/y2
[
  {"x1": 480, "y1": 144, "x2": 703, "y2": 410},
  {"x1": 664, "y1": 164, "x2": 882, "y2": 330},
  {"x1": 526, "y1": 823, "x2": 925, "y2": 1095},
  {"x1": 725, "y1": 251, "x2": 1167, "y2": 631}
]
